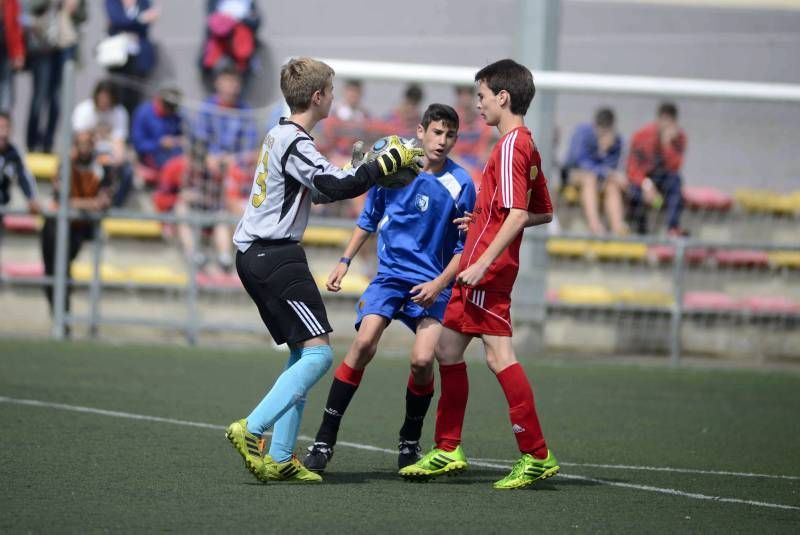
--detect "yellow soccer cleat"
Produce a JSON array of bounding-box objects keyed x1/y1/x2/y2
[
  {"x1": 225, "y1": 419, "x2": 270, "y2": 482},
  {"x1": 398, "y1": 445, "x2": 468, "y2": 481},
  {"x1": 493, "y1": 450, "x2": 560, "y2": 490},
  {"x1": 264, "y1": 455, "x2": 323, "y2": 483}
]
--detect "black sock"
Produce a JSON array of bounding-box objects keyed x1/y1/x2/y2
[
  {"x1": 315, "y1": 378, "x2": 359, "y2": 446},
  {"x1": 399, "y1": 388, "x2": 433, "y2": 442}
]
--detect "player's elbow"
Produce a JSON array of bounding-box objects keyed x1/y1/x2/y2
[{"x1": 540, "y1": 212, "x2": 554, "y2": 224}]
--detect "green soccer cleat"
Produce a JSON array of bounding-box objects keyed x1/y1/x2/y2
[
  {"x1": 264, "y1": 455, "x2": 323, "y2": 483},
  {"x1": 225, "y1": 418, "x2": 269, "y2": 482},
  {"x1": 493, "y1": 450, "x2": 560, "y2": 490},
  {"x1": 398, "y1": 445, "x2": 468, "y2": 480}
]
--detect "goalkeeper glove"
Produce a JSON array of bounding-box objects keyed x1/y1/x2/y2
[
  {"x1": 342, "y1": 140, "x2": 367, "y2": 172},
  {"x1": 372, "y1": 135, "x2": 424, "y2": 176}
]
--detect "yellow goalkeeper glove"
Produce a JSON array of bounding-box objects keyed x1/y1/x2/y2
[{"x1": 371, "y1": 135, "x2": 424, "y2": 176}]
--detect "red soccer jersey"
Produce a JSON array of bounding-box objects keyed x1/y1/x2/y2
[{"x1": 458, "y1": 126, "x2": 552, "y2": 292}]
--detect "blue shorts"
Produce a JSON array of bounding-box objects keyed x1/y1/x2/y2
[{"x1": 355, "y1": 274, "x2": 451, "y2": 333}]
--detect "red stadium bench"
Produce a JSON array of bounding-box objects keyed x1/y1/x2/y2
[
  {"x1": 2, "y1": 261, "x2": 44, "y2": 278},
  {"x1": 739, "y1": 296, "x2": 800, "y2": 314},
  {"x1": 683, "y1": 186, "x2": 733, "y2": 211},
  {"x1": 3, "y1": 214, "x2": 40, "y2": 233},
  {"x1": 714, "y1": 249, "x2": 770, "y2": 268},
  {"x1": 683, "y1": 291, "x2": 739, "y2": 311},
  {"x1": 196, "y1": 272, "x2": 242, "y2": 289},
  {"x1": 648, "y1": 245, "x2": 709, "y2": 265}
]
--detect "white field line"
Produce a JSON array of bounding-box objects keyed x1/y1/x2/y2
[
  {"x1": 2, "y1": 395, "x2": 799, "y2": 512},
  {"x1": 471, "y1": 458, "x2": 800, "y2": 482}
]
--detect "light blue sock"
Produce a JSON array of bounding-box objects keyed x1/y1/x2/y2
[
  {"x1": 268, "y1": 348, "x2": 305, "y2": 462},
  {"x1": 246, "y1": 345, "x2": 333, "y2": 441}
]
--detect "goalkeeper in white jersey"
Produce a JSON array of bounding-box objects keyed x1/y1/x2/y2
[{"x1": 224, "y1": 57, "x2": 424, "y2": 483}]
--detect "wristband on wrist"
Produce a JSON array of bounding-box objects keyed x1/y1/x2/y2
[{"x1": 339, "y1": 256, "x2": 351, "y2": 266}]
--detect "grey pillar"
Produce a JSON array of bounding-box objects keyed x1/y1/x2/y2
[
  {"x1": 512, "y1": 0, "x2": 561, "y2": 349},
  {"x1": 51, "y1": 60, "x2": 77, "y2": 339}
]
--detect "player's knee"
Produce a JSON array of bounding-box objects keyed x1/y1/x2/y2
[
  {"x1": 410, "y1": 350, "x2": 435, "y2": 375},
  {"x1": 351, "y1": 335, "x2": 378, "y2": 364},
  {"x1": 485, "y1": 351, "x2": 516, "y2": 374}
]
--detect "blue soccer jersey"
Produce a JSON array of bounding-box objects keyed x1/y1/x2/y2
[{"x1": 357, "y1": 158, "x2": 477, "y2": 284}]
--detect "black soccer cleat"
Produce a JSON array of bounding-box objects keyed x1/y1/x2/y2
[
  {"x1": 398, "y1": 439, "x2": 422, "y2": 470},
  {"x1": 303, "y1": 442, "x2": 334, "y2": 473}
]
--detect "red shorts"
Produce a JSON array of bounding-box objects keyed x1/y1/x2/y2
[{"x1": 442, "y1": 285, "x2": 513, "y2": 337}]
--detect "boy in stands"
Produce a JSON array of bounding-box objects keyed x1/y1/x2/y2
[
  {"x1": 400, "y1": 59, "x2": 558, "y2": 489},
  {"x1": 303, "y1": 104, "x2": 476, "y2": 472},
  {"x1": 225, "y1": 57, "x2": 423, "y2": 484}
]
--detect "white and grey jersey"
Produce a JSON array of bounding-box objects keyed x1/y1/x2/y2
[{"x1": 233, "y1": 118, "x2": 378, "y2": 252}]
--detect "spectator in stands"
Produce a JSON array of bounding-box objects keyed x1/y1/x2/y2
[
  {"x1": 320, "y1": 79, "x2": 370, "y2": 169},
  {"x1": 104, "y1": 0, "x2": 159, "y2": 116},
  {"x1": 384, "y1": 83, "x2": 424, "y2": 137},
  {"x1": 24, "y1": 0, "x2": 86, "y2": 152},
  {"x1": 0, "y1": 112, "x2": 40, "y2": 255},
  {"x1": 332, "y1": 79, "x2": 369, "y2": 122},
  {"x1": 23, "y1": 0, "x2": 87, "y2": 153},
  {"x1": 176, "y1": 66, "x2": 255, "y2": 274},
  {"x1": 563, "y1": 107, "x2": 627, "y2": 236},
  {"x1": 173, "y1": 137, "x2": 247, "y2": 275},
  {"x1": 627, "y1": 102, "x2": 687, "y2": 236},
  {"x1": 131, "y1": 84, "x2": 183, "y2": 173},
  {"x1": 0, "y1": 0, "x2": 25, "y2": 113},
  {"x1": 201, "y1": 0, "x2": 261, "y2": 91},
  {"x1": 451, "y1": 84, "x2": 494, "y2": 184},
  {"x1": 40, "y1": 131, "x2": 111, "y2": 331},
  {"x1": 72, "y1": 80, "x2": 134, "y2": 207},
  {"x1": 194, "y1": 65, "x2": 257, "y2": 186}
]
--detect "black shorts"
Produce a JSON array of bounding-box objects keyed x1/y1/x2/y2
[{"x1": 236, "y1": 240, "x2": 332, "y2": 345}]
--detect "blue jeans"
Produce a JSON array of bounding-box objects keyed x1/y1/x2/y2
[
  {"x1": 628, "y1": 171, "x2": 683, "y2": 233},
  {"x1": 27, "y1": 48, "x2": 74, "y2": 152},
  {"x1": 0, "y1": 55, "x2": 14, "y2": 113}
]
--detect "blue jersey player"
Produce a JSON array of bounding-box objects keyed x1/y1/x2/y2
[{"x1": 304, "y1": 104, "x2": 476, "y2": 472}]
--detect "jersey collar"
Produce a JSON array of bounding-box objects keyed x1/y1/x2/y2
[{"x1": 279, "y1": 117, "x2": 314, "y2": 140}]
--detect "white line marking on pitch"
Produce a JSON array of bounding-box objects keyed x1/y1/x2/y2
[
  {"x1": 2, "y1": 395, "x2": 798, "y2": 512},
  {"x1": 471, "y1": 458, "x2": 800, "y2": 481}
]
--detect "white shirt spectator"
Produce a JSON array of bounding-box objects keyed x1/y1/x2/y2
[{"x1": 71, "y1": 99, "x2": 129, "y2": 155}]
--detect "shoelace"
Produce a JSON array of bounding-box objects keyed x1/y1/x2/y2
[
  {"x1": 308, "y1": 443, "x2": 332, "y2": 456},
  {"x1": 398, "y1": 441, "x2": 420, "y2": 455},
  {"x1": 507, "y1": 457, "x2": 527, "y2": 479}
]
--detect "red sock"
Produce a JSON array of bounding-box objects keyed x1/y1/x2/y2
[
  {"x1": 434, "y1": 361, "x2": 468, "y2": 452},
  {"x1": 334, "y1": 362, "x2": 364, "y2": 386},
  {"x1": 407, "y1": 373, "x2": 434, "y2": 396},
  {"x1": 496, "y1": 362, "x2": 548, "y2": 459}
]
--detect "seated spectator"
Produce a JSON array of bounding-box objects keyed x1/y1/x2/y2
[
  {"x1": 0, "y1": 112, "x2": 40, "y2": 259},
  {"x1": 104, "y1": 0, "x2": 160, "y2": 116},
  {"x1": 0, "y1": 0, "x2": 25, "y2": 113},
  {"x1": 201, "y1": 0, "x2": 261, "y2": 90},
  {"x1": 24, "y1": 0, "x2": 88, "y2": 153},
  {"x1": 194, "y1": 66, "x2": 257, "y2": 187},
  {"x1": 40, "y1": 131, "x2": 112, "y2": 331},
  {"x1": 173, "y1": 138, "x2": 247, "y2": 275},
  {"x1": 72, "y1": 80, "x2": 134, "y2": 207},
  {"x1": 626, "y1": 102, "x2": 687, "y2": 236},
  {"x1": 563, "y1": 107, "x2": 627, "y2": 236},
  {"x1": 131, "y1": 84, "x2": 184, "y2": 173},
  {"x1": 383, "y1": 83, "x2": 424, "y2": 138},
  {"x1": 176, "y1": 67, "x2": 256, "y2": 273},
  {"x1": 451, "y1": 84, "x2": 494, "y2": 184},
  {"x1": 320, "y1": 78, "x2": 371, "y2": 167}
]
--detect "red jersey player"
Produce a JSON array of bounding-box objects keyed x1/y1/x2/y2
[{"x1": 399, "y1": 59, "x2": 558, "y2": 489}]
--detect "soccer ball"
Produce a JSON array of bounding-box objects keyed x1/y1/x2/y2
[{"x1": 366, "y1": 136, "x2": 420, "y2": 189}]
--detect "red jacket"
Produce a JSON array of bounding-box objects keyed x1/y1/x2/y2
[
  {"x1": 3, "y1": 0, "x2": 25, "y2": 62},
  {"x1": 626, "y1": 122, "x2": 686, "y2": 185}
]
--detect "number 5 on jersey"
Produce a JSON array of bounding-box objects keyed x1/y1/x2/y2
[{"x1": 252, "y1": 146, "x2": 269, "y2": 208}]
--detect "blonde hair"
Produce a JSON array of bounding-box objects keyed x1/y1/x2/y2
[{"x1": 280, "y1": 57, "x2": 335, "y2": 113}]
